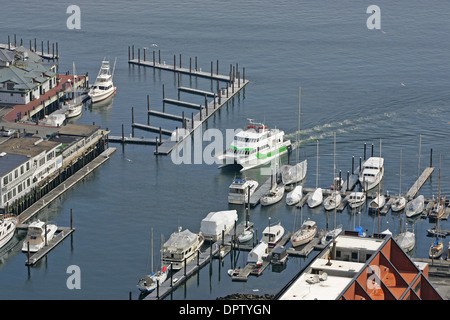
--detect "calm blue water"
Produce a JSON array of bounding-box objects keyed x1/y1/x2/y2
[{"x1": 0, "y1": 1, "x2": 449, "y2": 299}]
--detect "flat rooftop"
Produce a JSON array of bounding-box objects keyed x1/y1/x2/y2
[
  {"x1": 57, "y1": 124, "x2": 100, "y2": 137},
  {"x1": 0, "y1": 136, "x2": 61, "y2": 157},
  {"x1": 278, "y1": 234, "x2": 386, "y2": 300},
  {"x1": 0, "y1": 152, "x2": 29, "y2": 177}
]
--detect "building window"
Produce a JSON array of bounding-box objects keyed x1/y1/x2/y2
[
  {"x1": 20, "y1": 165, "x2": 24, "y2": 175},
  {"x1": 3, "y1": 176, "x2": 8, "y2": 185},
  {"x1": 27, "y1": 178, "x2": 30, "y2": 187},
  {"x1": 39, "y1": 157, "x2": 45, "y2": 166},
  {"x1": 14, "y1": 169, "x2": 18, "y2": 179},
  {"x1": 26, "y1": 162, "x2": 30, "y2": 171},
  {"x1": 351, "y1": 252, "x2": 358, "y2": 260}
]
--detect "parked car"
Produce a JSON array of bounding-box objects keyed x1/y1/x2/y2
[{"x1": 3, "y1": 129, "x2": 15, "y2": 137}]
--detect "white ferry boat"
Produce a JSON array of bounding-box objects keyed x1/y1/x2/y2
[
  {"x1": 161, "y1": 227, "x2": 204, "y2": 270},
  {"x1": 88, "y1": 59, "x2": 116, "y2": 103},
  {"x1": 216, "y1": 120, "x2": 291, "y2": 172}
]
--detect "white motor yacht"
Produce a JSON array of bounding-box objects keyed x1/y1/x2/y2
[
  {"x1": 359, "y1": 157, "x2": 384, "y2": 191},
  {"x1": 89, "y1": 59, "x2": 117, "y2": 103},
  {"x1": 348, "y1": 192, "x2": 366, "y2": 209},
  {"x1": 228, "y1": 178, "x2": 258, "y2": 204},
  {"x1": 161, "y1": 227, "x2": 204, "y2": 270},
  {"x1": 21, "y1": 220, "x2": 58, "y2": 253},
  {"x1": 0, "y1": 216, "x2": 18, "y2": 249}
]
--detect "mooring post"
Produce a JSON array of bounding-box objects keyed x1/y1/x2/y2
[
  {"x1": 352, "y1": 156, "x2": 355, "y2": 174},
  {"x1": 155, "y1": 137, "x2": 159, "y2": 154},
  {"x1": 143, "y1": 48, "x2": 146, "y2": 61},
  {"x1": 211, "y1": 61, "x2": 213, "y2": 77},
  {"x1": 217, "y1": 60, "x2": 219, "y2": 75},
  {"x1": 147, "y1": 94, "x2": 150, "y2": 112},
  {"x1": 243, "y1": 67, "x2": 246, "y2": 82},
  {"x1": 359, "y1": 157, "x2": 362, "y2": 174},
  {"x1": 132, "y1": 45, "x2": 134, "y2": 59},
  {"x1": 173, "y1": 54, "x2": 176, "y2": 70},
  {"x1": 195, "y1": 56, "x2": 198, "y2": 71},
  {"x1": 191, "y1": 112, "x2": 194, "y2": 129},
  {"x1": 179, "y1": 53, "x2": 182, "y2": 68},
  {"x1": 205, "y1": 95, "x2": 208, "y2": 117},
  {"x1": 138, "y1": 48, "x2": 140, "y2": 63},
  {"x1": 70, "y1": 208, "x2": 73, "y2": 230},
  {"x1": 189, "y1": 57, "x2": 192, "y2": 73},
  {"x1": 184, "y1": 257, "x2": 187, "y2": 276},
  {"x1": 347, "y1": 171, "x2": 350, "y2": 191},
  {"x1": 430, "y1": 148, "x2": 433, "y2": 167},
  {"x1": 45, "y1": 223, "x2": 48, "y2": 246},
  {"x1": 159, "y1": 127, "x2": 162, "y2": 143},
  {"x1": 131, "y1": 107, "x2": 134, "y2": 124},
  {"x1": 158, "y1": 49, "x2": 161, "y2": 64},
  {"x1": 371, "y1": 144, "x2": 374, "y2": 157},
  {"x1": 122, "y1": 124, "x2": 124, "y2": 142},
  {"x1": 153, "y1": 51, "x2": 155, "y2": 65},
  {"x1": 27, "y1": 241, "x2": 30, "y2": 264}
]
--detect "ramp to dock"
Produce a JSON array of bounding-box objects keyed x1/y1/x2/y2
[{"x1": 406, "y1": 167, "x2": 434, "y2": 200}]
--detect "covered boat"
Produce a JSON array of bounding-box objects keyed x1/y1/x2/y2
[
  {"x1": 248, "y1": 242, "x2": 268, "y2": 266},
  {"x1": 395, "y1": 231, "x2": 415, "y2": 253},
  {"x1": 405, "y1": 195, "x2": 424, "y2": 218},
  {"x1": 307, "y1": 188, "x2": 323, "y2": 208},
  {"x1": 286, "y1": 185, "x2": 302, "y2": 206},
  {"x1": 200, "y1": 210, "x2": 238, "y2": 242},
  {"x1": 280, "y1": 160, "x2": 307, "y2": 187}
]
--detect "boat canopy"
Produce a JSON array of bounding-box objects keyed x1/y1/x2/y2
[{"x1": 200, "y1": 210, "x2": 238, "y2": 237}]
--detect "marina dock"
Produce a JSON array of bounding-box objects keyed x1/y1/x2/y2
[
  {"x1": 0, "y1": 35, "x2": 59, "y2": 60},
  {"x1": 126, "y1": 48, "x2": 249, "y2": 155},
  {"x1": 17, "y1": 224, "x2": 75, "y2": 266}
]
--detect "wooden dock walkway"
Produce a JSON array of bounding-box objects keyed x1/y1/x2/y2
[
  {"x1": 127, "y1": 48, "x2": 248, "y2": 155},
  {"x1": 406, "y1": 167, "x2": 434, "y2": 200},
  {"x1": 249, "y1": 177, "x2": 273, "y2": 207},
  {"x1": 19, "y1": 226, "x2": 75, "y2": 266}
]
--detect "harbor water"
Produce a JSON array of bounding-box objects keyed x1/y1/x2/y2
[{"x1": 0, "y1": 0, "x2": 449, "y2": 299}]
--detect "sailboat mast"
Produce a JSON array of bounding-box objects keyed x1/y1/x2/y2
[
  {"x1": 297, "y1": 87, "x2": 301, "y2": 164},
  {"x1": 316, "y1": 140, "x2": 319, "y2": 188}
]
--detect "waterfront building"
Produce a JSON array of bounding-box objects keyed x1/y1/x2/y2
[
  {"x1": 0, "y1": 46, "x2": 57, "y2": 106},
  {"x1": 277, "y1": 231, "x2": 443, "y2": 300},
  {"x1": 0, "y1": 136, "x2": 62, "y2": 213}
]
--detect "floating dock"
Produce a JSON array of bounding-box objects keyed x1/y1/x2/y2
[
  {"x1": 17, "y1": 224, "x2": 75, "y2": 266},
  {"x1": 126, "y1": 48, "x2": 249, "y2": 155}
]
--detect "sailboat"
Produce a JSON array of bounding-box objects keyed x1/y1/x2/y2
[
  {"x1": 64, "y1": 62, "x2": 83, "y2": 119},
  {"x1": 429, "y1": 154, "x2": 446, "y2": 220},
  {"x1": 137, "y1": 230, "x2": 168, "y2": 293},
  {"x1": 429, "y1": 237, "x2": 444, "y2": 259},
  {"x1": 281, "y1": 88, "x2": 307, "y2": 188},
  {"x1": 391, "y1": 150, "x2": 406, "y2": 212},
  {"x1": 261, "y1": 165, "x2": 285, "y2": 206},
  {"x1": 307, "y1": 140, "x2": 323, "y2": 208},
  {"x1": 324, "y1": 133, "x2": 342, "y2": 211},
  {"x1": 394, "y1": 215, "x2": 415, "y2": 253},
  {"x1": 291, "y1": 218, "x2": 317, "y2": 247}
]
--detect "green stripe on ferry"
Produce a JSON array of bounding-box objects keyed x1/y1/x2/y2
[{"x1": 256, "y1": 146, "x2": 287, "y2": 159}]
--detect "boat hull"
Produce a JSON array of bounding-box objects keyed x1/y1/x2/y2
[
  {"x1": 0, "y1": 217, "x2": 18, "y2": 249},
  {"x1": 89, "y1": 87, "x2": 116, "y2": 103}
]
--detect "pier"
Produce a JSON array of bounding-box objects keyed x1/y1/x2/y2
[
  {"x1": 17, "y1": 147, "x2": 116, "y2": 223},
  {"x1": 17, "y1": 223, "x2": 75, "y2": 266},
  {"x1": 125, "y1": 48, "x2": 249, "y2": 155},
  {"x1": 0, "y1": 35, "x2": 59, "y2": 60}
]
